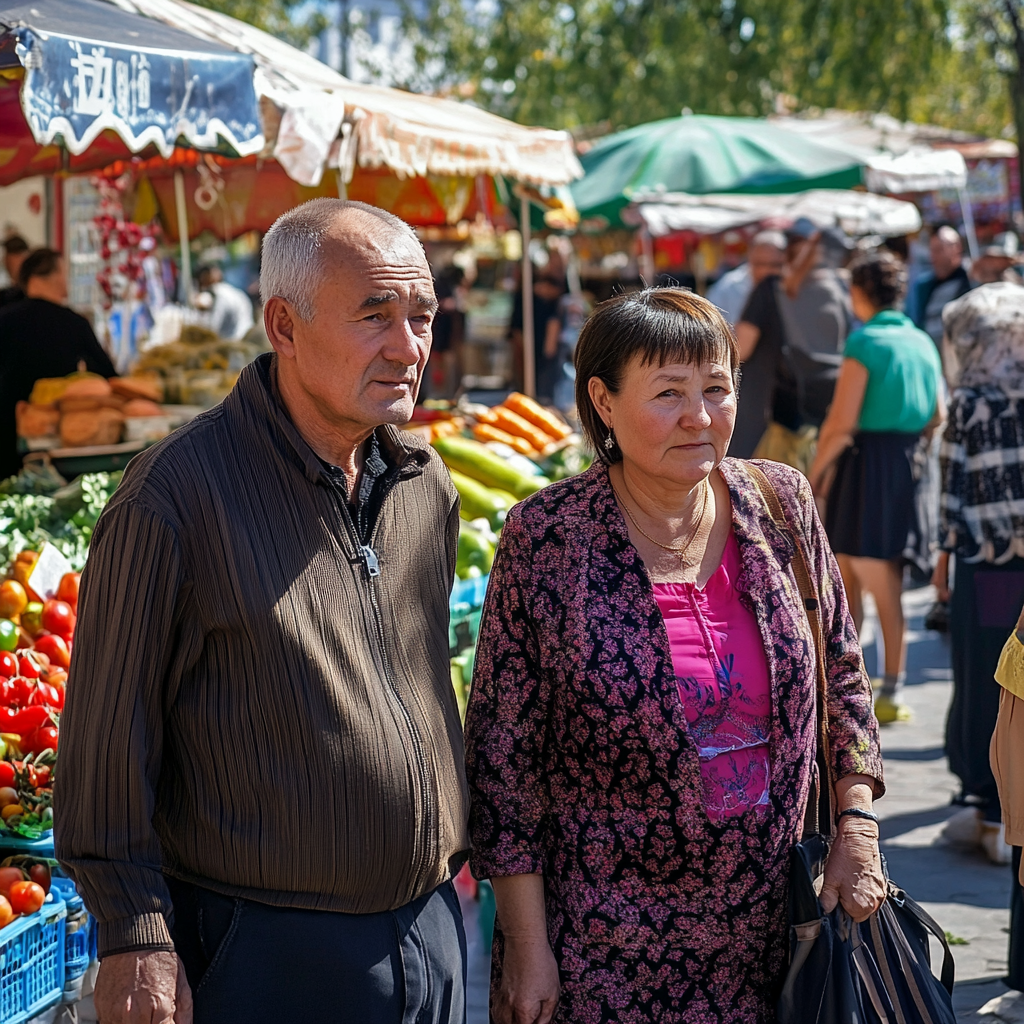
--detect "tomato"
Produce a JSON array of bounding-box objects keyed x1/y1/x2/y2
[
  {"x1": 16, "y1": 657, "x2": 38, "y2": 681},
  {"x1": 0, "y1": 869, "x2": 24, "y2": 897},
  {"x1": 0, "y1": 582, "x2": 27, "y2": 620},
  {"x1": 0, "y1": 895, "x2": 14, "y2": 929},
  {"x1": 19, "y1": 604, "x2": 42, "y2": 638},
  {"x1": 0, "y1": 654, "x2": 15, "y2": 680},
  {"x1": 8, "y1": 881, "x2": 44, "y2": 915},
  {"x1": 32, "y1": 683, "x2": 62, "y2": 711},
  {"x1": 9, "y1": 707, "x2": 50, "y2": 736},
  {"x1": 27, "y1": 864, "x2": 49, "y2": 895},
  {"x1": 0, "y1": 622, "x2": 17, "y2": 654},
  {"x1": 40, "y1": 601, "x2": 74, "y2": 643},
  {"x1": 56, "y1": 573, "x2": 80, "y2": 610},
  {"x1": 0, "y1": 764, "x2": 15, "y2": 789},
  {"x1": 0, "y1": 788, "x2": 17, "y2": 809},
  {"x1": 9, "y1": 678, "x2": 34, "y2": 708},
  {"x1": 31, "y1": 636, "x2": 69, "y2": 671},
  {"x1": 24, "y1": 726, "x2": 57, "y2": 756}
]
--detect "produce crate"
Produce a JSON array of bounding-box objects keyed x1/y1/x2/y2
[
  {"x1": 450, "y1": 575, "x2": 489, "y2": 612},
  {"x1": 449, "y1": 574, "x2": 490, "y2": 655},
  {"x1": 0, "y1": 896, "x2": 65, "y2": 1024},
  {"x1": 49, "y1": 879, "x2": 92, "y2": 983}
]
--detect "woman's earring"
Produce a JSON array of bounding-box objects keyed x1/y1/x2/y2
[{"x1": 604, "y1": 428, "x2": 615, "y2": 451}]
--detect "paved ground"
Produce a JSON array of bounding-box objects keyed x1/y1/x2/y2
[{"x1": 459, "y1": 583, "x2": 1022, "y2": 1022}]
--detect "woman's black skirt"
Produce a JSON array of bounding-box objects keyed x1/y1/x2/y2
[{"x1": 825, "y1": 431, "x2": 928, "y2": 570}]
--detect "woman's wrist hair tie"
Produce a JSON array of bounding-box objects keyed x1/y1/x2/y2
[{"x1": 836, "y1": 807, "x2": 879, "y2": 825}]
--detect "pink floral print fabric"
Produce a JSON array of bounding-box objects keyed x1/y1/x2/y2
[
  {"x1": 465, "y1": 458, "x2": 883, "y2": 1024},
  {"x1": 653, "y1": 531, "x2": 772, "y2": 822}
]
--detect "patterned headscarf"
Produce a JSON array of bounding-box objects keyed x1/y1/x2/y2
[{"x1": 942, "y1": 281, "x2": 1024, "y2": 391}]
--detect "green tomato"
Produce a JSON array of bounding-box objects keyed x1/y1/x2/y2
[{"x1": 0, "y1": 620, "x2": 16, "y2": 653}]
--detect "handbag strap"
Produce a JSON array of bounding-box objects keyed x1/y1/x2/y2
[{"x1": 745, "y1": 461, "x2": 835, "y2": 838}]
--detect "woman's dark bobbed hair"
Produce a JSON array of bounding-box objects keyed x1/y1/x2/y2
[
  {"x1": 849, "y1": 250, "x2": 907, "y2": 310},
  {"x1": 573, "y1": 287, "x2": 739, "y2": 464}
]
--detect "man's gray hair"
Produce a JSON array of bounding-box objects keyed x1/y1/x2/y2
[
  {"x1": 260, "y1": 198, "x2": 416, "y2": 321},
  {"x1": 751, "y1": 229, "x2": 787, "y2": 251}
]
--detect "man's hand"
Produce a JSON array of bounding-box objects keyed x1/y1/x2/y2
[
  {"x1": 95, "y1": 951, "x2": 193, "y2": 1024},
  {"x1": 493, "y1": 936, "x2": 560, "y2": 1024},
  {"x1": 820, "y1": 819, "x2": 886, "y2": 923}
]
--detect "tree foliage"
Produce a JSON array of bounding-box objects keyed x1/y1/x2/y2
[
  {"x1": 399, "y1": 0, "x2": 1007, "y2": 139},
  {"x1": 189, "y1": 0, "x2": 327, "y2": 49}
]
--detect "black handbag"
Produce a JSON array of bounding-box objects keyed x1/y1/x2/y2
[{"x1": 748, "y1": 463, "x2": 957, "y2": 1024}]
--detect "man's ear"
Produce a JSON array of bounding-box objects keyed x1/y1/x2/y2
[{"x1": 264, "y1": 296, "x2": 299, "y2": 358}]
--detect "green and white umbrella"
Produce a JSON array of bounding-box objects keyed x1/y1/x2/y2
[{"x1": 572, "y1": 114, "x2": 865, "y2": 229}]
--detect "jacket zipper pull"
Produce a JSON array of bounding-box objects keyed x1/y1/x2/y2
[{"x1": 361, "y1": 544, "x2": 381, "y2": 578}]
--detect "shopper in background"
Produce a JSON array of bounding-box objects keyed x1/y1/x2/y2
[
  {"x1": 426, "y1": 263, "x2": 466, "y2": 399},
  {"x1": 0, "y1": 248, "x2": 115, "y2": 480},
  {"x1": 934, "y1": 281, "x2": 1024, "y2": 866},
  {"x1": 706, "y1": 229, "x2": 787, "y2": 327},
  {"x1": 907, "y1": 225, "x2": 972, "y2": 347},
  {"x1": 467, "y1": 288, "x2": 884, "y2": 1024},
  {"x1": 196, "y1": 264, "x2": 255, "y2": 341},
  {"x1": 732, "y1": 220, "x2": 852, "y2": 470},
  {"x1": 55, "y1": 200, "x2": 470, "y2": 1024},
  {"x1": 0, "y1": 235, "x2": 28, "y2": 308},
  {"x1": 991, "y1": 598, "x2": 1024, "y2": 993},
  {"x1": 970, "y1": 233, "x2": 1021, "y2": 286},
  {"x1": 543, "y1": 287, "x2": 592, "y2": 413},
  {"x1": 809, "y1": 251, "x2": 943, "y2": 725},
  {"x1": 509, "y1": 272, "x2": 564, "y2": 397}
]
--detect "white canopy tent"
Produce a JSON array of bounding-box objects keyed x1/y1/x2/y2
[{"x1": 627, "y1": 188, "x2": 923, "y2": 238}]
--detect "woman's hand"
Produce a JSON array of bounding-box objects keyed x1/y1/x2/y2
[
  {"x1": 931, "y1": 551, "x2": 951, "y2": 603},
  {"x1": 494, "y1": 936, "x2": 561, "y2": 1024},
  {"x1": 820, "y1": 818, "x2": 886, "y2": 922}
]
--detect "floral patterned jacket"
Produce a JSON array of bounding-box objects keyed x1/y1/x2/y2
[{"x1": 465, "y1": 458, "x2": 883, "y2": 1023}]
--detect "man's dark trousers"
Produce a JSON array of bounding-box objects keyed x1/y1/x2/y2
[{"x1": 167, "y1": 876, "x2": 467, "y2": 1023}]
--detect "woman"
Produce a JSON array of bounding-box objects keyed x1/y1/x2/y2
[
  {"x1": 808, "y1": 251, "x2": 943, "y2": 726},
  {"x1": 466, "y1": 288, "x2": 886, "y2": 1024},
  {"x1": 933, "y1": 281, "x2": 1024, "y2": 865}
]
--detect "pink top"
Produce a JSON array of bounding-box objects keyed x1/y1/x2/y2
[{"x1": 652, "y1": 531, "x2": 771, "y2": 822}]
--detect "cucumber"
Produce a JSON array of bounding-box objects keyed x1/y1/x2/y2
[
  {"x1": 450, "y1": 470, "x2": 509, "y2": 529},
  {"x1": 434, "y1": 436, "x2": 550, "y2": 500}
]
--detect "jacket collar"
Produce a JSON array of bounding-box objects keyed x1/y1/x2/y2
[{"x1": 226, "y1": 353, "x2": 430, "y2": 486}]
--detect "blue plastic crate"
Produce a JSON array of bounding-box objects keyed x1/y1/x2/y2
[
  {"x1": 450, "y1": 574, "x2": 489, "y2": 613},
  {"x1": 49, "y1": 880, "x2": 90, "y2": 982},
  {"x1": 0, "y1": 897, "x2": 65, "y2": 1024}
]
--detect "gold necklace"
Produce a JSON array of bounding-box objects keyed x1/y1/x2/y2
[{"x1": 619, "y1": 480, "x2": 710, "y2": 567}]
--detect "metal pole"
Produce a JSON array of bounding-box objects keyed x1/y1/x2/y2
[
  {"x1": 958, "y1": 187, "x2": 980, "y2": 261},
  {"x1": 174, "y1": 170, "x2": 192, "y2": 306},
  {"x1": 339, "y1": 0, "x2": 350, "y2": 78},
  {"x1": 520, "y1": 193, "x2": 535, "y2": 398},
  {"x1": 639, "y1": 225, "x2": 655, "y2": 284}
]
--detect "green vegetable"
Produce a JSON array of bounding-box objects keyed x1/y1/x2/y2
[
  {"x1": 456, "y1": 522, "x2": 495, "y2": 578},
  {"x1": 0, "y1": 471, "x2": 122, "y2": 570},
  {"x1": 0, "y1": 621, "x2": 16, "y2": 653},
  {"x1": 450, "y1": 470, "x2": 513, "y2": 529},
  {"x1": 434, "y1": 436, "x2": 549, "y2": 500}
]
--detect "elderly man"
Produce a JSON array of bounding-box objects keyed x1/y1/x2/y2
[
  {"x1": 55, "y1": 200, "x2": 470, "y2": 1023},
  {"x1": 0, "y1": 235, "x2": 28, "y2": 307},
  {"x1": 908, "y1": 224, "x2": 972, "y2": 346},
  {"x1": 705, "y1": 229, "x2": 786, "y2": 327}
]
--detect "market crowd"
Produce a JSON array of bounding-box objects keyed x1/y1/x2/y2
[{"x1": 0, "y1": 196, "x2": 1014, "y2": 1023}]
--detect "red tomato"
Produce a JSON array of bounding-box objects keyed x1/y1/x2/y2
[
  {"x1": 56, "y1": 573, "x2": 80, "y2": 610},
  {"x1": 32, "y1": 636, "x2": 68, "y2": 671},
  {"x1": 0, "y1": 763, "x2": 15, "y2": 788},
  {"x1": 27, "y1": 865, "x2": 49, "y2": 895},
  {"x1": 10, "y1": 678, "x2": 34, "y2": 707},
  {"x1": 0, "y1": 895, "x2": 13, "y2": 929},
  {"x1": 0, "y1": 868, "x2": 25, "y2": 897},
  {"x1": 40, "y1": 601, "x2": 74, "y2": 643},
  {"x1": 8, "y1": 881, "x2": 44, "y2": 915},
  {"x1": 32, "y1": 683, "x2": 61, "y2": 711},
  {"x1": 17, "y1": 657, "x2": 38, "y2": 681},
  {"x1": 0, "y1": 653, "x2": 15, "y2": 679},
  {"x1": 23, "y1": 726, "x2": 57, "y2": 756}
]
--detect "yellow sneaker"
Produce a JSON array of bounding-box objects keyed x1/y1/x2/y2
[{"x1": 875, "y1": 693, "x2": 912, "y2": 724}]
